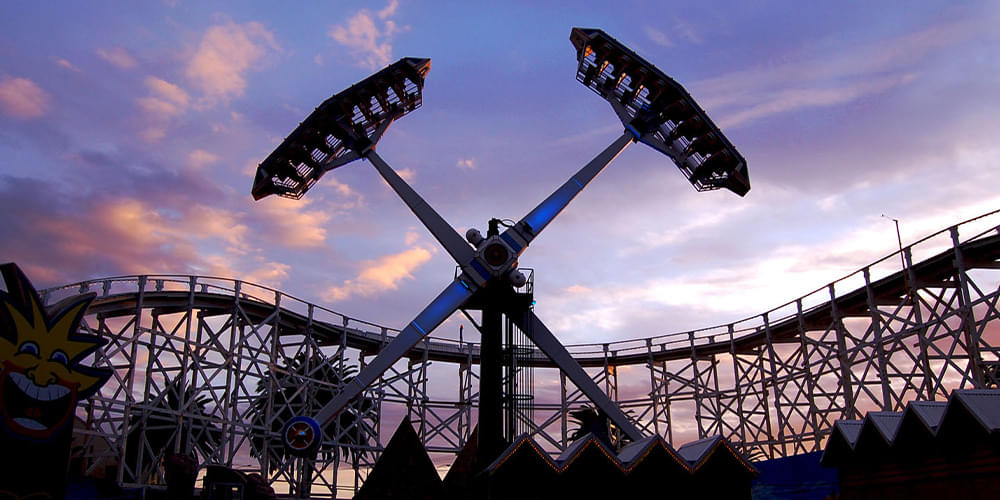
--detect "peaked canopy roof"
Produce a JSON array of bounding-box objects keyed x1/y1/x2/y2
[
  {"x1": 821, "y1": 389, "x2": 1000, "y2": 467},
  {"x1": 486, "y1": 432, "x2": 757, "y2": 477}
]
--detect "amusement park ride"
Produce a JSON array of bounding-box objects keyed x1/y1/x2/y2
[{"x1": 252, "y1": 28, "x2": 750, "y2": 471}]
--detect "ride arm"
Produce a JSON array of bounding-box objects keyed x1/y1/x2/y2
[
  {"x1": 313, "y1": 278, "x2": 475, "y2": 426},
  {"x1": 507, "y1": 308, "x2": 644, "y2": 442},
  {"x1": 503, "y1": 131, "x2": 634, "y2": 252},
  {"x1": 365, "y1": 149, "x2": 475, "y2": 266}
]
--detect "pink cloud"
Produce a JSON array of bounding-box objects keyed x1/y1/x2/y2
[
  {"x1": 325, "y1": 175, "x2": 361, "y2": 200},
  {"x1": 137, "y1": 76, "x2": 190, "y2": 117},
  {"x1": 397, "y1": 168, "x2": 416, "y2": 182},
  {"x1": 323, "y1": 245, "x2": 433, "y2": 301},
  {"x1": 0, "y1": 174, "x2": 267, "y2": 288},
  {"x1": 251, "y1": 196, "x2": 331, "y2": 248},
  {"x1": 200, "y1": 255, "x2": 290, "y2": 288},
  {"x1": 0, "y1": 76, "x2": 50, "y2": 119},
  {"x1": 88, "y1": 200, "x2": 250, "y2": 256},
  {"x1": 136, "y1": 76, "x2": 191, "y2": 142},
  {"x1": 25, "y1": 198, "x2": 202, "y2": 276},
  {"x1": 185, "y1": 21, "x2": 279, "y2": 104},
  {"x1": 96, "y1": 47, "x2": 137, "y2": 69},
  {"x1": 179, "y1": 204, "x2": 249, "y2": 250},
  {"x1": 140, "y1": 127, "x2": 167, "y2": 143},
  {"x1": 241, "y1": 261, "x2": 291, "y2": 288},
  {"x1": 404, "y1": 230, "x2": 420, "y2": 246},
  {"x1": 328, "y1": 0, "x2": 406, "y2": 70},
  {"x1": 54, "y1": 58, "x2": 81, "y2": 72},
  {"x1": 187, "y1": 149, "x2": 219, "y2": 169}
]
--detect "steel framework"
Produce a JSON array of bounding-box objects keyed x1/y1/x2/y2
[{"x1": 55, "y1": 209, "x2": 1000, "y2": 497}]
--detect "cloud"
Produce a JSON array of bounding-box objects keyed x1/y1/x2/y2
[
  {"x1": 137, "y1": 76, "x2": 190, "y2": 117},
  {"x1": 542, "y1": 243, "x2": 848, "y2": 341},
  {"x1": 298, "y1": 174, "x2": 366, "y2": 216},
  {"x1": 250, "y1": 196, "x2": 331, "y2": 248},
  {"x1": 324, "y1": 175, "x2": 362, "y2": 200},
  {"x1": 817, "y1": 194, "x2": 844, "y2": 212},
  {"x1": 185, "y1": 21, "x2": 279, "y2": 104},
  {"x1": 88, "y1": 200, "x2": 250, "y2": 257},
  {"x1": 644, "y1": 26, "x2": 674, "y2": 48},
  {"x1": 323, "y1": 244, "x2": 433, "y2": 301},
  {"x1": 0, "y1": 76, "x2": 50, "y2": 119},
  {"x1": 621, "y1": 201, "x2": 750, "y2": 254},
  {"x1": 188, "y1": 149, "x2": 219, "y2": 169},
  {"x1": 63, "y1": 146, "x2": 227, "y2": 206},
  {"x1": 0, "y1": 153, "x2": 330, "y2": 292},
  {"x1": 456, "y1": 157, "x2": 476, "y2": 170},
  {"x1": 328, "y1": 0, "x2": 406, "y2": 70},
  {"x1": 179, "y1": 204, "x2": 249, "y2": 250},
  {"x1": 538, "y1": 144, "x2": 1000, "y2": 343},
  {"x1": 404, "y1": 229, "x2": 420, "y2": 246},
  {"x1": 241, "y1": 261, "x2": 291, "y2": 288},
  {"x1": 377, "y1": 0, "x2": 400, "y2": 18},
  {"x1": 695, "y1": 18, "x2": 976, "y2": 128},
  {"x1": 96, "y1": 47, "x2": 137, "y2": 68},
  {"x1": 717, "y1": 73, "x2": 916, "y2": 129},
  {"x1": 54, "y1": 58, "x2": 81, "y2": 72},
  {"x1": 0, "y1": 176, "x2": 253, "y2": 286},
  {"x1": 199, "y1": 255, "x2": 290, "y2": 288},
  {"x1": 356, "y1": 246, "x2": 432, "y2": 290},
  {"x1": 671, "y1": 18, "x2": 703, "y2": 45},
  {"x1": 140, "y1": 127, "x2": 167, "y2": 143},
  {"x1": 136, "y1": 76, "x2": 191, "y2": 142},
  {"x1": 397, "y1": 168, "x2": 416, "y2": 182}
]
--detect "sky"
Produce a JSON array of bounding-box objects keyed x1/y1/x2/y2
[{"x1": 2, "y1": 1, "x2": 1000, "y2": 347}]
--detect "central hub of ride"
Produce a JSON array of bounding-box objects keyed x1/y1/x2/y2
[
  {"x1": 465, "y1": 218, "x2": 527, "y2": 287},
  {"x1": 483, "y1": 240, "x2": 509, "y2": 267}
]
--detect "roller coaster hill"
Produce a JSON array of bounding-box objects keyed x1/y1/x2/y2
[{"x1": 49, "y1": 208, "x2": 1000, "y2": 497}]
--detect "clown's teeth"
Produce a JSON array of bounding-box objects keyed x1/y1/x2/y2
[
  {"x1": 38, "y1": 384, "x2": 70, "y2": 401},
  {"x1": 10, "y1": 371, "x2": 70, "y2": 401},
  {"x1": 11, "y1": 372, "x2": 37, "y2": 398},
  {"x1": 13, "y1": 417, "x2": 47, "y2": 431}
]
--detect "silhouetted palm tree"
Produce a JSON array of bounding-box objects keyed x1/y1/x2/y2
[
  {"x1": 122, "y1": 376, "x2": 222, "y2": 484},
  {"x1": 569, "y1": 406, "x2": 610, "y2": 446},
  {"x1": 568, "y1": 406, "x2": 632, "y2": 450},
  {"x1": 249, "y1": 353, "x2": 376, "y2": 470},
  {"x1": 740, "y1": 445, "x2": 767, "y2": 462}
]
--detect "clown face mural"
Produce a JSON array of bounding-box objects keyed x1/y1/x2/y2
[
  {"x1": 0, "y1": 264, "x2": 109, "y2": 440},
  {"x1": 0, "y1": 263, "x2": 111, "y2": 498}
]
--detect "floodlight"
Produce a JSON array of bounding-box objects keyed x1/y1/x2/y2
[
  {"x1": 251, "y1": 57, "x2": 431, "y2": 200},
  {"x1": 570, "y1": 28, "x2": 750, "y2": 196}
]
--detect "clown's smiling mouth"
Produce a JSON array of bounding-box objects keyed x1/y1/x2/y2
[{"x1": 1, "y1": 369, "x2": 76, "y2": 436}]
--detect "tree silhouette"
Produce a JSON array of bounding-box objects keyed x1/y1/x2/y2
[
  {"x1": 569, "y1": 406, "x2": 611, "y2": 446},
  {"x1": 122, "y1": 376, "x2": 222, "y2": 484},
  {"x1": 568, "y1": 406, "x2": 632, "y2": 450},
  {"x1": 249, "y1": 353, "x2": 376, "y2": 470}
]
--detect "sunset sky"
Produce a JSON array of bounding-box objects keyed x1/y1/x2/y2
[{"x1": 2, "y1": 1, "x2": 999, "y2": 346}]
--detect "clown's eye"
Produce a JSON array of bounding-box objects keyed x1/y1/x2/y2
[
  {"x1": 50, "y1": 350, "x2": 69, "y2": 366},
  {"x1": 17, "y1": 341, "x2": 39, "y2": 357}
]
